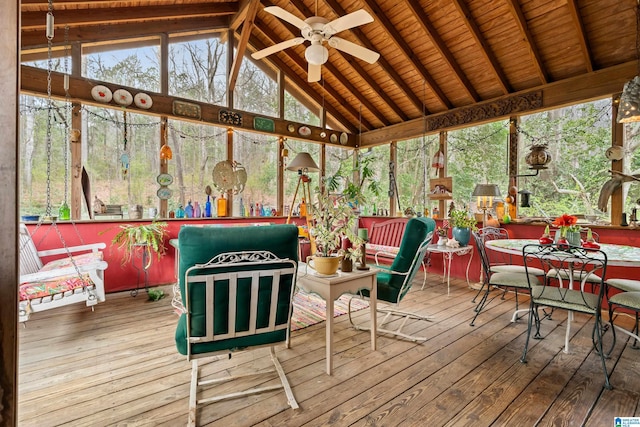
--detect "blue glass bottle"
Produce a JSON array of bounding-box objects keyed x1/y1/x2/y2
[
  {"x1": 175, "y1": 205, "x2": 185, "y2": 218},
  {"x1": 184, "y1": 200, "x2": 194, "y2": 218},
  {"x1": 204, "y1": 195, "x2": 212, "y2": 217}
]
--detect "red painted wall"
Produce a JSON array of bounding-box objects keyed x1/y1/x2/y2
[{"x1": 26, "y1": 216, "x2": 640, "y2": 294}]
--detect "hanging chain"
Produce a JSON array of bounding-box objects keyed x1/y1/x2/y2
[
  {"x1": 63, "y1": 26, "x2": 70, "y2": 205},
  {"x1": 44, "y1": 0, "x2": 55, "y2": 217}
]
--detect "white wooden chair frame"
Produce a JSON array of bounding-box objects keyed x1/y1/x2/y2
[
  {"x1": 19, "y1": 224, "x2": 108, "y2": 322},
  {"x1": 183, "y1": 251, "x2": 299, "y2": 427}
]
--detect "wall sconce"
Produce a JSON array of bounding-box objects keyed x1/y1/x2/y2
[{"x1": 472, "y1": 184, "x2": 501, "y2": 227}]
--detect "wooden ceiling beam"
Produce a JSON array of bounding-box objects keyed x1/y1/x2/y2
[
  {"x1": 20, "y1": 64, "x2": 358, "y2": 145},
  {"x1": 228, "y1": 0, "x2": 260, "y2": 93},
  {"x1": 254, "y1": 23, "x2": 372, "y2": 131},
  {"x1": 361, "y1": 61, "x2": 636, "y2": 146},
  {"x1": 504, "y1": 0, "x2": 549, "y2": 84},
  {"x1": 21, "y1": 17, "x2": 229, "y2": 49},
  {"x1": 281, "y1": 2, "x2": 392, "y2": 127},
  {"x1": 566, "y1": 0, "x2": 593, "y2": 73},
  {"x1": 323, "y1": 0, "x2": 424, "y2": 114},
  {"x1": 229, "y1": 0, "x2": 253, "y2": 31},
  {"x1": 404, "y1": 0, "x2": 479, "y2": 103},
  {"x1": 21, "y1": 3, "x2": 237, "y2": 30},
  {"x1": 360, "y1": 0, "x2": 452, "y2": 110},
  {"x1": 249, "y1": 35, "x2": 359, "y2": 134},
  {"x1": 451, "y1": 0, "x2": 511, "y2": 94}
]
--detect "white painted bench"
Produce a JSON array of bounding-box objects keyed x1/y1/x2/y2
[{"x1": 19, "y1": 224, "x2": 108, "y2": 322}]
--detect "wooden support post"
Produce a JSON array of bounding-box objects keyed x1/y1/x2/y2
[
  {"x1": 438, "y1": 132, "x2": 447, "y2": 217},
  {"x1": 390, "y1": 141, "x2": 397, "y2": 216},
  {"x1": 159, "y1": 117, "x2": 169, "y2": 218},
  {"x1": 508, "y1": 117, "x2": 519, "y2": 219},
  {"x1": 277, "y1": 136, "x2": 284, "y2": 215},
  {"x1": 225, "y1": 127, "x2": 233, "y2": 216},
  {"x1": 611, "y1": 94, "x2": 624, "y2": 226},
  {"x1": 70, "y1": 102, "x2": 83, "y2": 219}
]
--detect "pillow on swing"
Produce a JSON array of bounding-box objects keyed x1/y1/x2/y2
[{"x1": 39, "y1": 251, "x2": 103, "y2": 272}]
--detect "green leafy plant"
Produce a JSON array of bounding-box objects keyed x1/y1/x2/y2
[
  {"x1": 308, "y1": 189, "x2": 364, "y2": 258},
  {"x1": 147, "y1": 288, "x2": 165, "y2": 301},
  {"x1": 449, "y1": 209, "x2": 478, "y2": 231},
  {"x1": 109, "y1": 221, "x2": 168, "y2": 269}
]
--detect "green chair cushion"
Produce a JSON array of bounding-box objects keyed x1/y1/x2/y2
[
  {"x1": 489, "y1": 271, "x2": 540, "y2": 289},
  {"x1": 491, "y1": 264, "x2": 545, "y2": 276},
  {"x1": 530, "y1": 285, "x2": 600, "y2": 314},
  {"x1": 175, "y1": 224, "x2": 299, "y2": 356}
]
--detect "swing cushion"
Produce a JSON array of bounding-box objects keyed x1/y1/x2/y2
[
  {"x1": 19, "y1": 274, "x2": 95, "y2": 301},
  {"x1": 19, "y1": 252, "x2": 102, "y2": 301}
]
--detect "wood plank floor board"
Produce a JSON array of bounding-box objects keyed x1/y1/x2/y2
[{"x1": 18, "y1": 276, "x2": 637, "y2": 427}]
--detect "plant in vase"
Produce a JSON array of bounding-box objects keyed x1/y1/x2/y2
[
  {"x1": 307, "y1": 189, "x2": 362, "y2": 275},
  {"x1": 436, "y1": 225, "x2": 449, "y2": 245},
  {"x1": 448, "y1": 209, "x2": 478, "y2": 246},
  {"x1": 108, "y1": 220, "x2": 168, "y2": 269},
  {"x1": 551, "y1": 213, "x2": 580, "y2": 247}
]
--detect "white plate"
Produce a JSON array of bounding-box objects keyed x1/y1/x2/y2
[
  {"x1": 113, "y1": 89, "x2": 133, "y2": 106},
  {"x1": 298, "y1": 126, "x2": 311, "y2": 137},
  {"x1": 134, "y1": 92, "x2": 153, "y2": 109},
  {"x1": 91, "y1": 85, "x2": 112, "y2": 103},
  {"x1": 339, "y1": 132, "x2": 348, "y2": 145},
  {"x1": 157, "y1": 187, "x2": 173, "y2": 200},
  {"x1": 330, "y1": 134, "x2": 338, "y2": 144}
]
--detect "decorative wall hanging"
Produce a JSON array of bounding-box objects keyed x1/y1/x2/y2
[
  {"x1": 134, "y1": 92, "x2": 153, "y2": 109},
  {"x1": 253, "y1": 117, "x2": 275, "y2": 132},
  {"x1": 219, "y1": 109, "x2": 242, "y2": 126},
  {"x1": 173, "y1": 100, "x2": 201, "y2": 119},
  {"x1": 113, "y1": 89, "x2": 133, "y2": 106},
  {"x1": 91, "y1": 85, "x2": 112, "y2": 103}
]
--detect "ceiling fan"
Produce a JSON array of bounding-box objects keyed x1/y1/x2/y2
[{"x1": 251, "y1": 6, "x2": 380, "y2": 82}]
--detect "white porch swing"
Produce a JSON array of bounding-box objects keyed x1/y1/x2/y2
[{"x1": 18, "y1": 4, "x2": 108, "y2": 323}]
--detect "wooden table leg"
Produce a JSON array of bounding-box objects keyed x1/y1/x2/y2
[
  {"x1": 369, "y1": 274, "x2": 377, "y2": 351},
  {"x1": 326, "y1": 297, "x2": 334, "y2": 375}
]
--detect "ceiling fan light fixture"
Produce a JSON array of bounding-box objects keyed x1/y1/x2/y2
[{"x1": 305, "y1": 43, "x2": 328, "y2": 65}]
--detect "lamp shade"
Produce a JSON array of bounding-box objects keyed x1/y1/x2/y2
[
  {"x1": 286, "y1": 152, "x2": 319, "y2": 173},
  {"x1": 617, "y1": 76, "x2": 640, "y2": 123},
  {"x1": 472, "y1": 184, "x2": 501, "y2": 210},
  {"x1": 305, "y1": 44, "x2": 329, "y2": 65}
]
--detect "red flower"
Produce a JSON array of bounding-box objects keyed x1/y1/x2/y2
[{"x1": 552, "y1": 214, "x2": 578, "y2": 228}]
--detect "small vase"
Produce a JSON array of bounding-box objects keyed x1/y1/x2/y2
[
  {"x1": 566, "y1": 231, "x2": 581, "y2": 247},
  {"x1": 437, "y1": 236, "x2": 447, "y2": 246},
  {"x1": 452, "y1": 226, "x2": 471, "y2": 246},
  {"x1": 341, "y1": 257, "x2": 353, "y2": 272}
]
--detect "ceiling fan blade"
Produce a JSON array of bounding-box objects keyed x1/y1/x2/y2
[
  {"x1": 323, "y1": 9, "x2": 374, "y2": 36},
  {"x1": 264, "y1": 6, "x2": 308, "y2": 30},
  {"x1": 251, "y1": 37, "x2": 305, "y2": 60},
  {"x1": 308, "y1": 63, "x2": 321, "y2": 82},
  {"x1": 328, "y1": 37, "x2": 380, "y2": 64}
]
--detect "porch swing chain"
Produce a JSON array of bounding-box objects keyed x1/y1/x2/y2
[{"x1": 63, "y1": 25, "x2": 70, "y2": 206}]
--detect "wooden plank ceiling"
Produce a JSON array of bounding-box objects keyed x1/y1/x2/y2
[{"x1": 20, "y1": 0, "x2": 638, "y2": 142}]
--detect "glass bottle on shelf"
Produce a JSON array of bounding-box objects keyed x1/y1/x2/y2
[
  {"x1": 217, "y1": 194, "x2": 227, "y2": 217},
  {"x1": 184, "y1": 200, "x2": 194, "y2": 218},
  {"x1": 204, "y1": 196, "x2": 212, "y2": 217},
  {"x1": 175, "y1": 205, "x2": 185, "y2": 218},
  {"x1": 194, "y1": 201, "x2": 201, "y2": 218}
]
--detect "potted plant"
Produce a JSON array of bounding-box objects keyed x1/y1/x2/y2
[
  {"x1": 448, "y1": 209, "x2": 478, "y2": 246},
  {"x1": 307, "y1": 189, "x2": 363, "y2": 275},
  {"x1": 109, "y1": 220, "x2": 168, "y2": 269}
]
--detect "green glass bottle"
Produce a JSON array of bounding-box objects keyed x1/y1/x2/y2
[{"x1": 59, "y1": 201, "x2": 70, "y2": 220}]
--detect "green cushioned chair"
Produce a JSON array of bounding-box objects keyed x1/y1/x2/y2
[
  {"x1": 348, "y1": 217, "x2": 435, "y2": 342},
  {"x1": 174, "y1": 224, "x2": 300, "y2": 426}
]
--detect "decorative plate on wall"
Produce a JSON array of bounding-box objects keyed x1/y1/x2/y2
[
  {"x1": 134, "y1": 92, "x2": 153, "y2": 109},
  {"x1": 298, "y1": 126, "x2": 311, "y2": 137},
  {"x1": 330, "y1": 134, "x2": 338, "y2": 144},
  {"x1": 339, "y1": 132, "x2": 348, "y2": 145},
  {"x1": 157, "y1": 187, "x2": 173, "y2": 200},
  {"x1": 113, "y1": 89, "x2": 133, "y2": 106},
  {"x1": 91, "y1": 85, "x2": 112, "y2": 103},
  {"x1": 156, "y1": 173, "x2": 174, "y2": 186}
]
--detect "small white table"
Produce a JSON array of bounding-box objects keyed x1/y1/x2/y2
[
  {"x1": 425, "y1": 244, "x2": 474, "y2": 295},
  {"x1": 296, "y1": 263, "x2": 378, "y2": 375}
]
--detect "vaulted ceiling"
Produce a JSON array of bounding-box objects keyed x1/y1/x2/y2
[{"x1": 20, "y1": 0, "x2": 639, "y2": 145}]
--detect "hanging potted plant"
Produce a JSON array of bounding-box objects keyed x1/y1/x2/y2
[
  {"x1": 448, "y1": 209, "x2": 477, "y2": 246},
  {"x1": 307, "y1": 189, "x2": 363, "y2": 275}
]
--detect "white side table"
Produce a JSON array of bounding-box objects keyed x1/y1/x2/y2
[
  {"x1": 425, "y1": 244, "x2": 474, "y2": 295},
  {"x1": 296, "y1": 263, "x2": 378, "y2": 375}
]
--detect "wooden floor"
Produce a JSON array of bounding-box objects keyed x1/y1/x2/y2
[{"x1": 18, "y1": 273, "x2": 640, "y2": 427}]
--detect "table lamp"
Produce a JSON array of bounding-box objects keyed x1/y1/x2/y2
[
  {"x1": 472, "y1": 184, "x2": 501, "y2": 228},
  {"x1": 286, "y1": 152, "x2": 320, "y2": 253}
]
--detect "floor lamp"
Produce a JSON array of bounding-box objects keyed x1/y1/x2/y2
[
  {"x1": 286, "y1": 152, "x2": 319, "y2": 254},
  {"x1": 472, "y1": 184, "x2": 501, "y2": 228}
]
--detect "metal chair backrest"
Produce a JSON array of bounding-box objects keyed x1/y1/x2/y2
[
  {"x1": 478, "y1": 226, "x2": 513, "y2": 268},
  {"x1": 522, "y1": 244, "x2": 607, "y2": 314}
]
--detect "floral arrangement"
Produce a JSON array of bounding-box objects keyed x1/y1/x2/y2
[
  {"x1": 308, "y1": 189, "x2": 363, "y2": 258},
  {"x1": 551, "y1": 213, "x2": 580, "y2": 236},
  {"x1": 449, "y1": 209, "x2": 478, "y2": 231}
]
